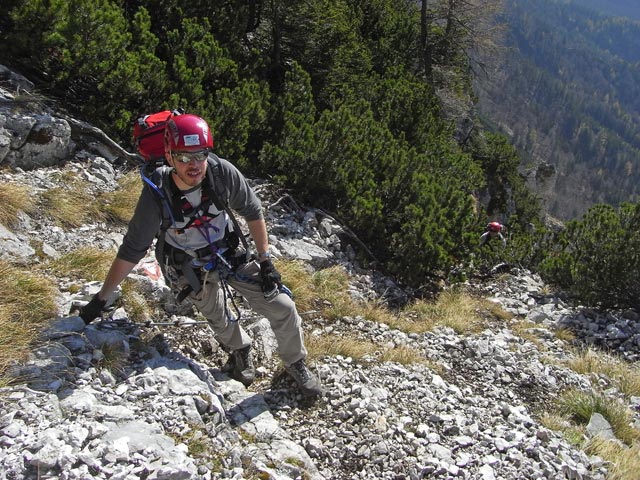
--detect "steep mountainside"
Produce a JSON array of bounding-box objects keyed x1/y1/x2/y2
[
  {"x1": 474, "y1": 0, "x2": 640, "y2": 219},
  {"x1": 4, "y1": 79, "x2": 639, "y2": 480},
  {"x1": 572, "y1": 0, "x2": 640, "y2": 20},
  {"x1": 2, "y1": 57, "x2": 640, "y2": 480}
]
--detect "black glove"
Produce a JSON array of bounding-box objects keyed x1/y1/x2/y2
[
  {"x1": 79, "y1": 294, "x2": 107, "y2": 324},
  {"x1": 259, "y1": 259, "x2": 282, "y2": 298}
]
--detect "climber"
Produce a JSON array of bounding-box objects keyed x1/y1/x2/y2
[
  {"x1": 78, "y1": 113, "x2": 322, "y2": 397},
  {"x1": 479, "y1": 221, "x2": 506, "y2": 247}
]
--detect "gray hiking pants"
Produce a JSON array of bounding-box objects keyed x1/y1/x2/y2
[{"x1": 186, "y1": 260, "x2": 307, "y2": 366}]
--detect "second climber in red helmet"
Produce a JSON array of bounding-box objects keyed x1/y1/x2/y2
[{"x1": 480, "y1": 221, "x2": 506, "y2": 247}]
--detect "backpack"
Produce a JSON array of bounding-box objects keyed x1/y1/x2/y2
[{"x1": 132, "y1": 109, "x2": 184, "y2": 169}]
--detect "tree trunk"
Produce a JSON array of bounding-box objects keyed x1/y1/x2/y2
[{"x1": 420, "y1": 0, "x2": 433, "y2": 81}]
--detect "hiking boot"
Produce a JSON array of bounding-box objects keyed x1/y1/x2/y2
[
  {"x1": 285, "y1": 358, "x2": 322, "y2": 397},
  {"x1": 225, "y1": 346, "x2": 255, "y2": 387}
]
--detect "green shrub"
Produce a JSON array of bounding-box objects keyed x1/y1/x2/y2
[{"x1": 540, "y1": 202, "x2": 640, "y2": 309}]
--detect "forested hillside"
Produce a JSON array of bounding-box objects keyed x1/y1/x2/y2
[
  {"x1": 474, "y1": 0, "x2": 640, "y2": 219},
  {"x1": 572, "y1": 0, "x2": 640, "y2": 20}
]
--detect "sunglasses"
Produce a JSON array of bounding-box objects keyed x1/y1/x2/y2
[{"x1": 173, "y1": 150, "x2": 209, "y2": 164}]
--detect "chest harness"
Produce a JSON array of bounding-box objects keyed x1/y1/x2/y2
[{"x1": 141, "y1": 156, "x2": 253, "y2": 318}]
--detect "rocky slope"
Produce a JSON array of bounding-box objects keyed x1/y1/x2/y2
[{"x1": 2, "y1": 65, "x2": 640, "y2": 480}]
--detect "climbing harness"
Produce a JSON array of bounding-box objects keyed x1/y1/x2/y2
[{"x1": 139, "y1": 155, "x2": 294, "y2": 326}]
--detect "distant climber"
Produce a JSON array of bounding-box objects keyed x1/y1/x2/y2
[{"x1": 479, "y1": 221, "x2": 506, "y2": 247}]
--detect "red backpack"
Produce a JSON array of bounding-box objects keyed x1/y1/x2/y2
[{"x1": 132, "y1": 109, "x2": 183, "y2": 167}]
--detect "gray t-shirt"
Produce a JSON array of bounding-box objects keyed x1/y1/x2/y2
[{"x1": 117, "y1": 156, "x2": 263, "y2": 264}]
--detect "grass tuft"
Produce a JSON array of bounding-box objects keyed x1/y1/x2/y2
[
  {"x1": 39, "y1": 177, "x2": 105, "y2": 228},
  {"x1": 554, "y1": 327, "x2": 576, "y2": 342},
  {"x1": 98, "y1": 171, "x2": 142, "y2": 224},
  {"x1": 539, "y1": 412, "x2": 586, "y2": 446},
  {"x1": 279, "y1": 261, "x2": 513, "y2": 340},
  {"x1": 390, "y1": 288, "x2": 493, "y2": 335},
  {"x1": 566, "y1": 348, "x2": 640, "y2": 398},
  {"x1": 121, "y1": 279, "x2": 152, "y2": 323},
  {"x1": 0, "y1": 261, "x2": 58, "y2": 381},
  {"x1": 557, "y1": 389, "x2": 640, "y2": 446},
  {"x1": 542, "y1": 396, "x2": 640, "y2": 480},
  {"x1": 46, "y1": 247, "x2": 114, "y2": 281},
  {"x1": 274, "y1": 260, "x2": 318, "y2": 313},
  {"x1": 0, "y1": 182, "x2": 37, "y2": 228},
  {"x1": 379, "y1": 345, "x2": 435, "y2": 368},
  {"x1": 510, "y1": 320, "x2": 544, "y2": 348},
  {"x1": 167, "y1": 424, "x2": 223, "y2": 462},
  {"x1": 96, "y1": 342, "x2": 128, "y2": 376},
  {"x1": 584, "y1": 436, "x2": 640, "y2": 480},
  {"x1": 277, "y1": 261, "x2": 396, "y2": 324},
  {"x1": 305, "y1": 334, "x2": 377, "y2": 360}
]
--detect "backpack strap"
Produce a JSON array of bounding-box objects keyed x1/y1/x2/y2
[
  {"x1": 141, "y1": 165, "x2": 206, "y2": 299},
  {"x1": 139, "y1": 165, "x2": 176, "y2": 279},
  {"x1": 203, "y1": 155, "x2": 227, "y2": 212},
  {"x1": 205, "y1": 155, "x2": 251, "y2": 262}
]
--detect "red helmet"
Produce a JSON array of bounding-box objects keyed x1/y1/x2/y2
[
  {"x1": 164, "y1": 114, "x2": 213, "y2": 156},
  {"x1": 488, "y1": 222, "x2": 502, "y2": 232}
]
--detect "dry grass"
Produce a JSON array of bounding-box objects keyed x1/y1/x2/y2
[
  {"x1": 0, "y1": 261, "x2": 58, "y2": 382},
  {"x1": 565, "y1": 348, "x2": 640, "y2": 398},
  {"x1": 277, "y1": 261, "x2": 396, "y2": 323},
  {"x1": 306, "y1": 264, "x2": 354, "y2": 319},
  {"x1": 557, "y1": 389, "x2": 640, "y2": 446},
  {"x1": 279, "y1": 261, "x2": 509, "y2": 338},
  {"x1": 541, "y1": 392, "x2": 640, "y2": 479},
  {"x1": 98, "y1": 170, "x2": 142, "y2": 223},
  {"x1": 46, "y1": 246, "x2": 114, "y2": 281},
  {"x1": 539, "y1": 412, "x2": 586, "y2": 446},
  {"x1": 507, "y1": 321, "x2": 574, "y2": 353},
  {"x1": 121, "y1": 279, "x2": 152, "y2": 322},
  {"x1": 168, "y1": 424, "x2": 220, "y2": 460},
  {"x1": 346, "y1": 299, "x2": 396, "y2": 325},
  {"x1": 379, "y1": 344, "x2": 437, "y2": 369},
  {"x1": 305, "y1": 334, "x2": 377, "y2": 360},
  {"x1": 584, "y1": 436, "x2": 640, "y2": 480},
  {"x1": 306, "y1": 334, "x2": 438, "y2": 370},
  {"x1": 0, "y1": 182, "x2": 37, "y2": 228},
  {"x1": 95, "y1": 342, "x2": 128, "y2": 376},
  {"x1": 554, "y1": 327, "x2": 576, "y2": 342},
  {"x1": 392, "y1": 288, "x2": 491, "y2": 335},
  {"x1": 39, "y1": 180, "x2": 105, "y2": 228},
  {"x1": 510, "y1": 320, "x2": 545, "y2": 347},
  {"x1": 482, "y1": 299, "x2": 515, "y2": 322},
  {"x1": 35, "y1": 169, "x2": 140, "y2": 227},
  {"x1": 274, "y1": 260, "x2": 318, "y2": 313}
]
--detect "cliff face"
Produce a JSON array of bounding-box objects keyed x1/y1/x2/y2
[{"x1": 522, "y1": 161, "x2": 557, "y2": 215}]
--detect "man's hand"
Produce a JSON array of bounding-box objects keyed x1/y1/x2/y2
[
  {"x1": 259, "y1": 259, "x2": 282, "y2": 298},
  {"x1": 79, "y1": 294, "x2": 107, "y2": 324}
]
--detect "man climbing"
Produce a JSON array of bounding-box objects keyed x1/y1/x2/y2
[
  {"x1": 79, "y1": 113, "x2": 322, "y2": 397},
  {"x1": 479, "y1": 221, "x2": 507, "y2": 247}
]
